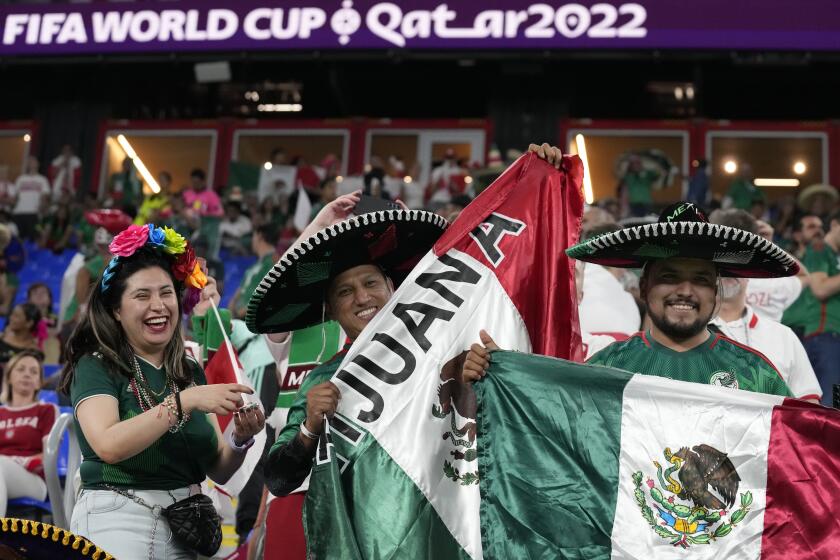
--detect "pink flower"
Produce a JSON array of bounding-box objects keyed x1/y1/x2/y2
[
  {"x1": 646, "y1": 479, "x2": 655, "y2": 489},
  {"x1": 667, "y1": 496, "x2": 675, "y2": 504},
  {"x1": 109, "y1": 224, "x2": 150, "y2": 257}
]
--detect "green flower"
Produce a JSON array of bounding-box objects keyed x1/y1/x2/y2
[{"x1": 162, "y1": 227, "x2": 187, "y2": 255}]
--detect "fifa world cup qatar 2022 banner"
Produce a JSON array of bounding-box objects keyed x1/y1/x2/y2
[{"x1": 1, "y1": 0, "x2": 840, "y2": 55}]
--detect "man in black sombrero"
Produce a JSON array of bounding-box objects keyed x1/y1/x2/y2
[
  {"x1": 463, "y1": 145, "x2": 796, "y2": 397},
  {"x1": 245, "y1": 194, "x2": 448, "y2": 500}
]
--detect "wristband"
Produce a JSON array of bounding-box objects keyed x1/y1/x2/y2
[
  {"x1": 299, "y1": 421, "x2": 319, "y2": 440},
  {"x1": 227, "y1": 431, "x2": 255, "y2": 453}
]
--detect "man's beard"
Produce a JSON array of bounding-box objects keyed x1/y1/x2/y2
[{"x1": 648, "y1": 304, "x2": 713, "y2": 342}]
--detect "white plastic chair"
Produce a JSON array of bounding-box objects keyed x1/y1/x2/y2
[{"x1": 43, "y1": 411, "x2": 81, "y2": 529}]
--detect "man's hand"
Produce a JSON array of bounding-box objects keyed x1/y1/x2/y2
[
  {"x1": 311, "y1": 191, "x2": 361, "y2": 230},
  {"x1": 303, "y1": 382, "x2": 341, "y2": 435},
  {"x1": 528, "y1": 143, "x2": 564, "y2": 169},
  {"x1": 462, "y1": 330, "x2": 500, "y2": 384}
]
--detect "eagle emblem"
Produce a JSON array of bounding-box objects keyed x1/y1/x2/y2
[
  {"x1": 633, "y1": 445, "x2": 753, "y2": 548},
  {"x1": 431, "y1": 352, "x2": 478, "y2": 486}
]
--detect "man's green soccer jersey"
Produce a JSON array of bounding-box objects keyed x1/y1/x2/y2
[{"x1": 588, "y1": 330, "x2": 792, "y2": 397}]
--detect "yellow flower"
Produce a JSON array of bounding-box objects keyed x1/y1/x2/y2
[
  {"x1": 162, "y1": 227, "x2": 187, "y2": 255},
  {"x1": 186, "y1": 261, "x2": 207, "y2": 289}
]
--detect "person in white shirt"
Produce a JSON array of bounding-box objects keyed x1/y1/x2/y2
[
  {"x1": 744, "y1": 218, "x2": 810, "y2": 321},
  {"x1": 577, "y1": 224, "x2": 641, "y2": 340},
  {"x1": 711, "y1": 276, "x2": 821, "y2": 403},
  {"x1": 48, "y1": 144, "x2": 81, "y2": 201},
  {"x1": 574, "y1": 259, "x2": 632, "y2": 360},
  {"x1": 12, "y1": 156, "x2": 50, "y2": 240},
  {"x1": 219, "y1": 200, "x2": 253, "y2": 254}
]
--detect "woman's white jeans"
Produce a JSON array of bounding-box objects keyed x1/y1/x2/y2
[
  {"x1": 70, "y1": 485, "x2": 200, "y2": 560},
  {"x1": 0, "y1": 455, "x2": 48, "y2": 517}
]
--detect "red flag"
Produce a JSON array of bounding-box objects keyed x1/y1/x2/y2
[
  {"x1": 434, "y1": 151, "x2": 585, "y2": 361},
  {"x1": 203, "y1": 341, "x2": 246, "y2": 433}
]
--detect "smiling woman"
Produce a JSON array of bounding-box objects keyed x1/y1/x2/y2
[{"x1": 56, "y1": 225, "x2": 265, "y2": 560}]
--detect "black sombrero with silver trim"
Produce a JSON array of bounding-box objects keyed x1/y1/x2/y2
[
  {"x1": 0, "y1": 518, "x2": 114, "y2": 559},
  {"x1": 246, "y1": 209, "x2": 448, "y2": 333},
  {"x1": 566, "y1": 202, "x2": 799, "y2": 278}
]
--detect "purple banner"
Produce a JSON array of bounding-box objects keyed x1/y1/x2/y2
[{"x1": 0, "y1": 1, "x2": 837, "y2": 55}]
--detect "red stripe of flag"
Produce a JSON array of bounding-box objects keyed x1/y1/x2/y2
[
  {"x1": 432, "y1": 152, "x2": 585, "y2": 361},
  {"x1": 762, "y1": 399, "x2": 840, "y2": 557}
]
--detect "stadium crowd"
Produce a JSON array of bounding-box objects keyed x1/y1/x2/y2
[{"x1": 0, "y1": 140, "x2": 837, "y2": 558}]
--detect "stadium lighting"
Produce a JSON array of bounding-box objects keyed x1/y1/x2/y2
[
  {"x1": 116, "y1": 134, "x2": 161, "y2": 194},
  {"x1": 336, "y1": 175, "x2": 343, "y2": 183},
  {"x1": 464, "y1": 176, "x2": 473, "y2": 184},
  {"x1": 574, "y1": 134, "x2": 595, "y2": 204},
  {"x1": 23, "y1": 133, "x2": 31, "y2": 142},
  {"x1": 754, "y1": 178, "x2": 800, "y2": 187},
  {"x1": 723, "y1": 160, "x2": 737, "y2": 174},
  {"x1": 403, "y1": 176, "x2": 413, "y2": 183},
  {"x1": 264, "y1": 162, "x2": 272, "y2": 170},
  {"x1": 256, "y1": 104, "x2": 303, "y2": 112},
  {"x1": 793, "y1": 161, "x2": 807, "y2": 175}
]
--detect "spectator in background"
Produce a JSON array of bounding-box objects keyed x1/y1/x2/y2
[
  {"x1": 364, "y1": 156, "x2": 388, "y2": 199},
  {"x1": 60, "y1": 227, "x2": 112, "y2": 334},
  {"x1": 785, "y1": 210, "x2": 840, "y2": 406},
  {"x1": 12, "y1": 156, "x2": 50, "y2": 241},
  {"x1": 577, "y1": 222, "x2": 641, "y2": 341},
  {"x1": 310, "y1": 177, "x2": 338, "y2": 220},
  {"x1": 686, "y1": 159, "x2": 710, "y2": 207},
  {"x1": 622, "y1": 155, "x2": 660, "y2": 217},
  {"x1": 38, "y1": 203, "x2": 75, "y2": 253},
  {"x1": 229, "y1": 224, "x2": 279, "y2": 320},
  {"x1": 26, "y1": 283, "x2": 57, "y2": 330},
  {"x1": 258, "y1": 148, "x2": 293, "y2": 203},
  {"x1": 0, "y1": 225, "x2": 18, "y2": 317},
  {"x1": 796, "y1": 183, "x2": 838, "y2": 224},
  {"x1": 219, "y1": 200, "x2": 253, "y2": 255},
  {"x1": 182, "y1": 169, "x2": 222, "y2": 218},
  {"x1": 723, "y1": 163, "x2": 765, "y2": 211},
  {"x1": 48, "y1": 145, "x2": 81, "y2": 202},
  {"x1": 0, "y1": 351, "x2": 56, "y2": 518},
  {"x1": 166, "y1": 194, "x2": 197, "y2": 239},
  {"x1": 108, "y1": 157, "x2": 142, "y2": 209},
  {"x1": 0, "y1": 165, "x2": 15, "y2": 213},
  {"x1": 727, "y1": 215, "x2": 811, "y2": 322},
  {"x1": 0, "y1": 304, "x2": 44, "y2": 370},
  {"x1": 183, "y1": 168, "x2": 223, "y2": 260}
]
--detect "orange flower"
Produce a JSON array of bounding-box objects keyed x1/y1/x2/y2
[{"x1": 186, "y1": 261, "x2": 207, "y2": 289}]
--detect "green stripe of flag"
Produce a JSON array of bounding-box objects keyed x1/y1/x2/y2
[
  {"x1": 304, "y1": 421, "x2": 471, "y2": 559},
  {"x1": 476, "y1": 351, "x2": 633, "y2": 558}
]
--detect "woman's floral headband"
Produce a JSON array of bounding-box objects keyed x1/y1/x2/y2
[{"x1": 101, "y1": 224, "x2": 208, "y2": 313}]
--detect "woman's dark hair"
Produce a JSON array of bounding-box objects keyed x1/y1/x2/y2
[
  {"x1": 59, "y1": 246, "x2": 192, "y2": 394},
  {"x1": 26, "y1": 282, "x2": 53, "y2": 313},
  {"x1": 12, "y1": 303, "x2": 42, "y2": 335}
]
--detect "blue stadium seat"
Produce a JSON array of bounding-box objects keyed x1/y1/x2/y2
[
  {"x1": 38, "y1": 390, "x2": 59, "y2": 406},
  {"x1": 44, "y1": 364, "x2": 61, "y2": 380}
]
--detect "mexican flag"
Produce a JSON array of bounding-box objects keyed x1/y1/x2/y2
[
  {"x1": 304, "y1": 152, "x2": 585, "y2": 558},
  {"x1": 480, "y1": 352, "x2": 840, "y2": 558}
]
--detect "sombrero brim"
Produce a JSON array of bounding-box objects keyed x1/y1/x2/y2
[
  {"x1": 566, "y1": 221, "x2": 798, "y2": 278},
  {"x1": 797, "y1": 184, "x2": 838, "y2": 209},
  {"x1": 245, "y1": 209, "x2": 448, "y2": 333},
  {"x1": 0, "y1": 518, "x2": 114, "y2": 559}
]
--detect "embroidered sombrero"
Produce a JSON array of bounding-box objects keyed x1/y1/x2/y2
[
  {"x1": 246, "y1": 209, "x2": 448, "y2": 333},
  {"x1": 566, "y1": 201, "x2": 798, "y2": 278},
  {"x1": 0, "y1": 518, "x2": 114, "y2": 559}
]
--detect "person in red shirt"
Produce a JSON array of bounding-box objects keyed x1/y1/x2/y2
[{"x1": 0, "y1": 350, "x2": 56, "y2": 516}]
